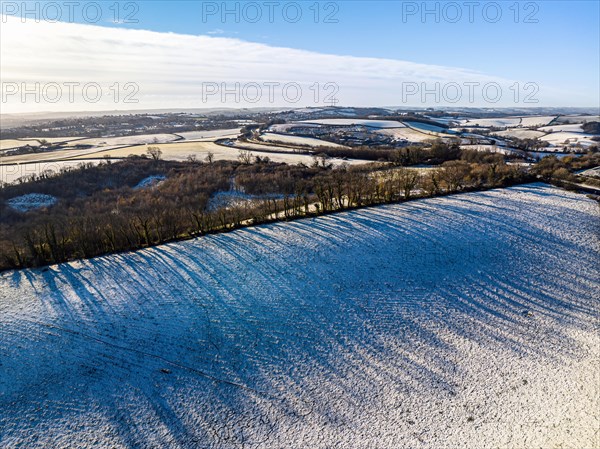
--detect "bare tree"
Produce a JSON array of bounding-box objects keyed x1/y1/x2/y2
[
  {"x1": 147, "y1": 146, "x2": 162, "y2": 161},
  {"x1": 238, "y1": 150, "x2": 253, "y2": 165}
]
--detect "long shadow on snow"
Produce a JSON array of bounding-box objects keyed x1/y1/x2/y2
[{"x1": 3, "y1": 185, "x2": 599, "y2": 448}]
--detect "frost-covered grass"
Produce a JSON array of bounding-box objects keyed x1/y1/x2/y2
[
  {"x1": 7, "y1": 193, "x2": 57, "y2": 212},
  {"x1": 0, "y1": 184, "x2": 598, "y2": 448}
]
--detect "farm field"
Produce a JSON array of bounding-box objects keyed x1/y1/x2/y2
[
  {"x1": 259, "y1": 132, "x2": 346, "y2": 148},
  {"x1": 0, "y1": 139, "x2": 41, "y2": 151},
  {"x1": 375, "y1": 127, "x2": 444, "y2": 142},
  {"x1": 404, "y1": 121, "x2": 452, "y2": 134},
  {"x1": 300, "y1": 119, "x2": 406, "y2": 128},
  {"x1": 538, "y1": 124, "x2": 585, "y2": 133},
  {"x1": 0, "y1": 138, "x2": 82, "y2": 151},
  {"x1": 494, "y1": 129, "x2": 546, "y2": 140},
  {"x1": 555, "y1": 115, "x2": 600, "y2": 124},
  {"x1": 175, "y1": 129, "x2": 242, "y2": 140},
  {"x1": 0, "y1": 184, "x2": 597, "y2": 448},
  {"x1": 518, "y1": 116, "x2": 557, "y2": 127},
  {"x1": 460, "y1": 117, "x2": 523, "y2": 128},
  {"x1": 63, "y1": 134, "x2": 181, "y2": 147},
  {"x1": 68, "y1": 140, "x2": 358, "y2": 166},
  {"x1": 539, "y1": 131, "x2": 597, "y2": 147}
]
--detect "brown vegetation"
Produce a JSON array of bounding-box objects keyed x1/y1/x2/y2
[{"x1": 0, "y1": 149, "x2": 538, "y2": 270}]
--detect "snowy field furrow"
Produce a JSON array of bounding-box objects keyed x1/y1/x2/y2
[{"x1": 0, "y1": 184, "x2": 598, "y2": 448}]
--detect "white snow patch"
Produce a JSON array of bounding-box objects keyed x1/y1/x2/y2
[
  {"x1": 134, "y1": 175, "x2": 166, "y2": 190},
  {"x1": 7, "y1": 193, "x2": 57, "y2": 212},
  {"x1": 207, "y1": 190, "x2": 282, "y2": 211}
]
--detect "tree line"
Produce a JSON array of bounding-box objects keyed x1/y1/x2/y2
[{"x1": 0, "y1": 150, "x2": 535, "y2": 271}]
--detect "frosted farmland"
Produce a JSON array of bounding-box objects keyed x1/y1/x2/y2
[
  {"x1": 259, "y1": 132, "x2": 346, "y2": 148},
  {"x1": 300, "y1": 119, "x2": 406, "y2": 128},
  {"x1": 460, "y1": 117, "x2": 523, "y2": 128},
  {"x1": 0, "y1": 184, "x2": 598, "y2": 448},
  {"x1": 494, "y1": 129, "x2": 546, "y2": 140},
  {"x1": 175, "y1": 129, "x2": 242, "y2": 140},
  {"x1": 538, "y1": 124, "x2": 586, "y2": 133},
  {"x1": 539, "y1": 131, "x2": 597, "y2": 147}
]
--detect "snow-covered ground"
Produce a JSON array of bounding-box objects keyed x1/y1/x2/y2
[
  {"x1": 538, "y1": 124, "x2": 586, "y2": 133},
  {"x1": 300, "y1": 119, "x2": 405, "y2": 128},
  {"x1": 175, "y1": 129, "x2": 242, "y2": 141},
  {"x1": 555, "y1": 115, "x2": 600, "y2": 124},
  {"x1": 494, "y1": 129, "x2": 546, "y2": 140},
  {"x1": 518, "y1": 116, "x2": 557, "y2": 128},
  {"x1": 0, "y1": 184, "x2": 598, "y2": 448},
  {"x1": 460, "y1": 117, "x2": 523, "y2": 128},
  {"x1": 375, "y1": 127, "x2": 440, "y2": 143},
  {"x1": 6, "y1": 193, "x2": 57, "y2": 211},
  {"x1": 539, "y1": 131, "x2": 597, "y2": 147},
  {"x1": 134, "y1": 175, "x2": 166, "y2": 190},
  {"x1": 207, "y1": 190, "x2": 283, "y2": 211},
  {"x1": 0, "y1": 139, "x2": 41, "y2": 151},
  {"x1": 579, "y1": 166, "x2": 600, "y2": 178},
  {"x1": 404, "y1": 121, "x2": 454, "y2": 134},
  {"x1": 65, "y1": 134, "x2": 181, "y2": 147},
  {"x1": 459, "y1": 144, "x2": 523, "y2": 155},
  {"x1": 259, "y1": 132, "x2": 345, "y2": 148}
]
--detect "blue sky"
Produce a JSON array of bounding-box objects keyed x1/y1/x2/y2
[
  {"x1": 102, "y1": 1, "x2": 599, "y2": 79},
  {"x1": 2, "y1": 1, "x2": 599, "y2": 110}
]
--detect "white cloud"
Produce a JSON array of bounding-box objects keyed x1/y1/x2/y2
[{"x1": 0, "y1": 15, "x2": 585, "y2": 113}]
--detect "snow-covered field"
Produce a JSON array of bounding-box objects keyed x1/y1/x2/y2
[
  {"x1": 555, "y1": 115, "x2": 600, "y2": 124},
  {"x1": 494, "y1": 129, "x2": 546, "y2": 140},
  {"x1": 579, "y1": 166, "x2": 600, "y2": 178},
  {"x1": 460, "y1": 117, "x2": 523, "y2": 128},
  {"x1": 64, "y1": 134, "x2": 181, "y2": 147},
  {"x1": 300, "y1": 119, "x2": 405, "y2": 128},
  {"x1": 175, "y1": 129, "x2": 242, "y2": 141},
  {"x1": 539, "y1": 131, "x2": 597, "y2": 147},
  {"x1": 518, "y1": 116, "x2": 557, "y2": 127},
  {"x1": 375, "y1": 127, "x2": 445, "y2": 143},
  {"x1": 538, "y1": 124, "x2": 586, "y2": 133},
  {"x1": 259, "y1": 132, "x2": 345, "y2": 148},
  {"x1": 0, "y1": 139, "x2": 41, "y2": 151},
  {"x1": 0, "y1": 184, "x2": 598, "y2": 448},
  {"x1": 404, "y1": 121, "x2": 453, "y2": 134}
]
